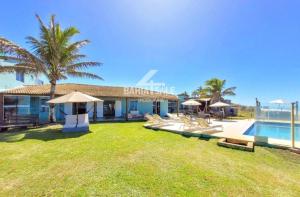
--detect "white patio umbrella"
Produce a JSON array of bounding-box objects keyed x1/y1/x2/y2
[
  {"x1": 182, "y1": 99, "x2": 202, "y2": 106},
  {"x1": 210, "y1": 101, "x2": 230, "y2": 119},
  {"x1": 182, "y1": 99, "x2": 201, "y2": 114},
  {"x1": 48, "y1": 91, "x2": 103, "y2": 126},
  {"x1": 47, "y1": 91, "x2": 102, "y2": 104},
  {"x1": 209, "y1": 101, "x2": 230, "y2": 108}
]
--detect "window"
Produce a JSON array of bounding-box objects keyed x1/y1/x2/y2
[
  {"x1": 3, "y1": 96, "x2": 30, "y2": 119},
  {"x1": 129, "y1": 100, "x2": 138, "y2": 111},
  {"x1": 153, "y1": 101, "x2": 160, "y2": 114},
  {"x1": 168, "y1": 101, "x2": 177, "y2": 113},
  {"x1": 16, "y1": 70, "x2": 25, "y2": 82},
  {"x1": 4, "y1": 96, "x2": 18, "y2": 106}
]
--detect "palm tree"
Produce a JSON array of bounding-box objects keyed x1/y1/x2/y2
[
  {"x1": 0, "y1": 15, "x2": 102, "y2": 122},
  {"x1": 191, "y1": 86, "x2": 209, "y2": 98},
  {"x1": 202, "y1": 78, "x2": 236, "y2": 103}
]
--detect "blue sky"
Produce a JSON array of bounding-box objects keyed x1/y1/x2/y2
[{"x1": 1, "y1": 0, "x2": 300, "y2": 105}]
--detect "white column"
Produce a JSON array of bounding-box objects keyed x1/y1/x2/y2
[
  {"x1": 97, "y1": 101, "x2": 103, "y2": 118},
  {"x1": 115, "y1": 100, "x2": 122, "y2": 117}
]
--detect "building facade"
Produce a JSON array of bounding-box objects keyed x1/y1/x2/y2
[
  {"x1": 0, "y1": 83, "x2": 178, "y2": 124},
  {"x1": 0, "y1": 59, "x2": 44, "y2": 92}
]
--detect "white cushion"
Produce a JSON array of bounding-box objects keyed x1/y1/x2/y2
[{"x1": 64, "y1": 114, "x2": 89, "y2": 128}]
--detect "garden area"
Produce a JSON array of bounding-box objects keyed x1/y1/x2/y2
[{"x1": 0, "y1": 122, "x2": 300, "y2": 196}]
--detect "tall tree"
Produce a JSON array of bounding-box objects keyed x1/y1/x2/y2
[
  {"x1": 191, "y1": 86, "x2": 209, "y2": 98},
  {"x1": 0, "y1": 15, "x2": 102, "y2": 122},
  {"x1": 202, "y1": 78, "x2": 236, "y2": 103}
]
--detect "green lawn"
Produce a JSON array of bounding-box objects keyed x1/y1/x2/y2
[{"x1": 0, "y1": 123, "x2": 300, "y2": 196}]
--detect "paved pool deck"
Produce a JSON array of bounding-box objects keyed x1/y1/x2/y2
[
  {"x1": 210, "y1": 119, "x2": 254, "y2": 140},
  {"x1": 146, "y1": 119, "x2": 300, "y2": 149}
]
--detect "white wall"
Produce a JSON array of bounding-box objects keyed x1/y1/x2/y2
[
  {"x1": 115, "y1": 100, "x2": 122, "y2": 117},
  {"x1": 97, "y1": 101, "x2": 103, "y2": 118}
]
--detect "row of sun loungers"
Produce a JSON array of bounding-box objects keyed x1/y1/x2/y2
[{"x1": 144, "y1": 114, "x2": 223, "y2": 135}]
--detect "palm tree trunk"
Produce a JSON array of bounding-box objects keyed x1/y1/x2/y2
[
  {"x1": 211, "y1": 92, "x2": 220, "y2": 104},
  {"x1": 49, "y1": 81, "x2": 56, "y2": 123}
]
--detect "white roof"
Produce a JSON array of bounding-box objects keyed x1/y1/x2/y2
[
  {"x1": 210, "y1": 101, "x2": 230, "y2": 107},
  {"x1": 182, "y1": 99, "x2": 202, "y2": 106},
  {"x1": 47, "y1": 91, "x2": 102, "y2": 104}
]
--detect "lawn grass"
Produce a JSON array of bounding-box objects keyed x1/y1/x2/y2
[{"x1": 0, "y1": 122, "x2": 300, "y2": 196}]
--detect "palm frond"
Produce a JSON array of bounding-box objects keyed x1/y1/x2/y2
[
  {"x1": 67, "y1": 61, "x2": 102, "y2": 70},
  {"x1": 60, "y1": 27, "x2": 80, "y2": 44},
  {"x1": 222, "y1": 87, "x2": 236, "y2": 96},
  {"x1": 67, "y1": 40, "x2": 90, "y2": 52},
  {"x1": 67, "y1": 71, "x2": 103, "y2": 80}
]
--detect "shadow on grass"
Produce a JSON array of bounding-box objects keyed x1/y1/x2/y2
[
  {"x1": 0, "y1": 126, "x2": 89, "y2": 143},
  {"x1": 181, "y1": 133, "x2": 219, "y2": 141}
]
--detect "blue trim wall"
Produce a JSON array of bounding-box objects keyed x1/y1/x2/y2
[
  {"x1": 160, "y1": 100, "x2": 168, "y2": 116},
  {"x1": 3, "y1": 96, "x2": 173, "y2": 123},
  {"x1": 137, "y1": 101, "x2": 153, "y2": 115}
]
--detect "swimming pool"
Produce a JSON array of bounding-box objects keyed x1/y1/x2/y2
[{"x1": 244, "y1": 122, "x2": 300, "y2": 141}]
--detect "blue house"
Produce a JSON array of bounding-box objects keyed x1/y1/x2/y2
[
  {"x1": 0, "y1": 59, "x2": 44, "y2": 92},
  {"x1": 0, "y1": 83, "x2": 178, "y2": 124}
]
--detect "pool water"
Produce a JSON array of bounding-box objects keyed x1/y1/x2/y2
[{"x1": 244, "y1": 122, "x2": 300, "y2": 141}]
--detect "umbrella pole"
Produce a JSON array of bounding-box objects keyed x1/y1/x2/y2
[{"x1": 76, "y1": 103, "x2": 79, "y2": 128}]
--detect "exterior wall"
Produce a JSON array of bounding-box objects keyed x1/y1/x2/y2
[
  {"x1": 0, "y1": 60, "x2": 45, "y2": 91},
  {"x1": 1, "y1": 94, "x2": 174, "y2": 124},
  {"x1": 120, "y1": 99, "x2": 170, "y2": 116},
  {"x1": 160, "y1": 100, "x2": 168, "y2": 116},
  {"x1": 121, "y1": 98, "x2": 127, "y2": 116},
  {"x1": 137, "y1": 101, "x2": 153, "y2": 115},
  {"x1": 115, "y1": 100, "x2": 122, "y2": 117},
  {"x1": 55, "y1": 104, "x2": 64, "y2": 121},
  {"x1": 121, "y1": 99, "x2": 153, "y2": 116}
]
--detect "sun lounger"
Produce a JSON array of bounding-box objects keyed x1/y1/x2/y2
[
  {"x1": 63, "y1": 114, "x2": 89, "y2": 132},
  {"x1": 166, "y1": 113, "x2": 180, "y2": 120},
  {"x1": 180, "y1": 117, "x2": 223, "y2": 133},
  {"x1": 144, "y1": 114, "x2": 173, "y2": 128}
]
